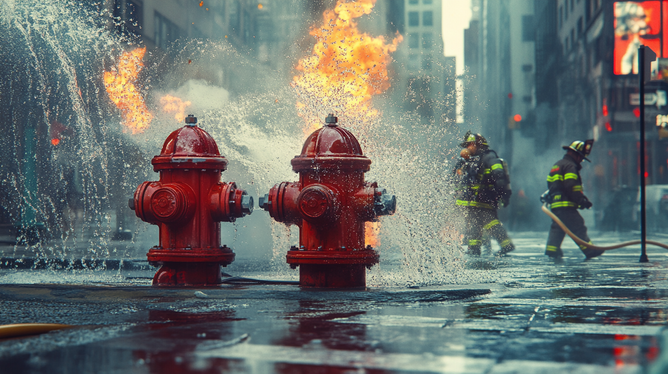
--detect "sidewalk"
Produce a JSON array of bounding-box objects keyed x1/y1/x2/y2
[{"x1": 0, "y1": 230, "x2": 667, "y2": 373}]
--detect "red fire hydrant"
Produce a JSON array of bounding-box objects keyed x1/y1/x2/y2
[
  {"x1": 259, "y1": 114, "x2": 396, "y2": 288},
  {"x1": 130, "y1": 114, "x2": 253, "y2": 286}
]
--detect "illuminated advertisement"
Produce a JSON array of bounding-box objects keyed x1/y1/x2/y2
[{"x1": 614, "y1": 1, "x2": 667, "y2": 75}]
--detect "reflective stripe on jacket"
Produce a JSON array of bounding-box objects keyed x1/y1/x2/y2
[
  {"x1": 454, "y1": 149, "x2": 508, "y2": 209},
  {"x1": 546, "y1": 154, "x2": 587, "y2": 209}
]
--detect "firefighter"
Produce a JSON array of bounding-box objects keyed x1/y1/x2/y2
[
  {"x1": 543, "y1": 140, "x2": 604, "y2": 260},
  {"x1": 453, "y1": 131, "x2": 514, "y2": 256}
]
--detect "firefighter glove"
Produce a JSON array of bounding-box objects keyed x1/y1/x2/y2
[
  {"x1": 579, "y1": 199, "x2": 593, "y2": 210},
  {"x1": 540, "y1": 190, "x2": 550, "y2": 204}
]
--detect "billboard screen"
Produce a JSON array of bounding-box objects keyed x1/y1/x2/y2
[{"x1": 614, "y1": 1, "x2": 667, "y2": 75}]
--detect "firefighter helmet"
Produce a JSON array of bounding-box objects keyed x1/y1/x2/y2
[
  {"x1": 562, "y1": 139, "x2": 594, "y2": 162},
  {"x1": 460, "y1": 131, "x2": 488, "y2": 148}
]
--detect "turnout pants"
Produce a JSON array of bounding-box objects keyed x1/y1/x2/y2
[
  {"x1": 545, "y1": 208, "x2": 603, "y2": 259},
  {"x1": 464, "y1": 207, "x2": 514, "y2": 255}
]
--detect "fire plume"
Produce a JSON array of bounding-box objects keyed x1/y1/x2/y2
[
  {"x1": 103, "y1": 47, "x2": 153, "y2": 134},
  {"x1": 160, "y1": 95, "x2": 192, "y2": 122},
  {"x1": 293, "y1": 0, "x2": 403, "y2": 135}
]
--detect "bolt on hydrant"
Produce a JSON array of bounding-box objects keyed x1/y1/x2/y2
[
  {"x1": 130, "y1": 114, "x2": 253, "y2": 286},
  {"x1": 259, "y1": 114, "x2": 396, "y2": 288}
]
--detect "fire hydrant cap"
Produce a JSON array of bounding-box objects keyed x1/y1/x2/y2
[
  {"x1": 292, "y1": 119, "x2": 371, "y2": 172},
  {"x1": 152, "y1": 125, "x2": 228, "y2": 171}
]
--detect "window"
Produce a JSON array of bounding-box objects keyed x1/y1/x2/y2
[
  {"x1": 408, "y1": 54, "x2": 419, "y2": 70},
  {"x1": 422, "y1": 54, "x2": 432, "y2": 70},
  {"x1": 423, "y1": 0, "x2": 433, "y2": 4},
  {"x1": 408, "y1": 12, "x2": 419, "y2": 27},
  {"x1": 422, "y1": 33, "x2": 433, "y2": 48},
  {"x1": 154, "y1": 11, "x2": 180, "y2": 49},
  {"x1": 409, "y1": 0, "x2": 418, "y2": 4},
  {"x1": 521, "y1": 15, "x2": 534, "y2": 41},
  {"x1": 577, "y1": 17, "x2": 583, "y2": 39},
  {"x1": 408, "y1": 33, "x2": 419, "y2": 49},
  {"x1": 423, "y1": 11, "x2": 433, "y2": 26},
  {"x1": 228, "y1": 1, "x2": 239, "y2": 32},
  {"x1": 558, "y1": 6, "x2": 563, "y2": 29}
]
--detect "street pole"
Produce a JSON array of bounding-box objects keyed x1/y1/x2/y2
[
  {"x1": 639, "y1": 46, "x2": 648, "y2": 262},
  {"x1": 638, "y1": 45, "x2": 656, "y2": 263}
]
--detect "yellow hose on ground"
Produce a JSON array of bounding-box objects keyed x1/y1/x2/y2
[
  {"x1": 541, "y1": 204, "x2": 668, "y2": 251},
  {"x1": 0, "y1": 323, "x2": 73, "y2": 339}
]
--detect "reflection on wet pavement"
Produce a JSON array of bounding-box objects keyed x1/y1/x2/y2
[{"x1": 1, "y1": 234, "x2": 668, "y2": 373}]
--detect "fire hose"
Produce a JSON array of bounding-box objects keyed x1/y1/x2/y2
[
  {"x1": 541, "y1": 203, "x2": 668, "y2": 251},
  {"x1": 0, "y1": 323, "x2": 72, "y2": 339}
]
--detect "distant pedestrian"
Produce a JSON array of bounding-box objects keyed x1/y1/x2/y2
[
  {"x1": 453, "y1": 131, "x2": 514, "y2": 256},
  {"x1": 543, "y1": 140, "x2": 604, "y2": 260}
]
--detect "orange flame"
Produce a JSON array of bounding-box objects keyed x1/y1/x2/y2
[
  {"x1": 103, "y1": 47, "x2": 153, "y2": 134},
  {"x1": 294, "y1": 0, "x2": 402, "y2": 247},
  {"x1": 292, "y1": 0, "x2": 403, "y2": 135},
  {"x1": 160, "y1": 95, "x2": 192, "y2": 122},
  {"x1": 365, "y1": 221, "x2": 381, "y2": 248}
]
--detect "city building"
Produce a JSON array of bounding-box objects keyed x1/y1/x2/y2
[
  {"x1": 554, "y1": 0, "x2": 668, "y2": 229},
  {"x1": 382, "y1": 0, "x2": 456, "y2": 128},
  {"x1": 465, "y1": 0, "x2": 536, "y2": 163},
  {"x1": 464, "y1": 0, "x2": 537, "y2": 230},
  {"x1": 107, "y1": 0, "x2": 323, "y2": 96},
  {"x1": 475, "y1": 0, "x2": 668, "y2": 229}
]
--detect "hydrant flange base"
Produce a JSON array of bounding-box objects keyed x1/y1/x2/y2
[
  {"x1": 147, "y1": 247, "x2": 235, "y2": 264},
  {"x1": 286, "y1": 249, "x2": 379, "y2": 266}
]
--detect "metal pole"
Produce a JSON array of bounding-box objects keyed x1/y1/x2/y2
[{"x1": 639, "y1": 45, "x2": 648, "y2": 263}]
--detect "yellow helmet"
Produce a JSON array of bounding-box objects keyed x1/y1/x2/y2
[
  {"x1": 460, "y1": 131, "x2": 488, "y2": 148},
  {"x1": 562, "y1": 139, "x2": 594, "y2": 162}
]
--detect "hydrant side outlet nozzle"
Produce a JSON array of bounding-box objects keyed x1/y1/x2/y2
[
  {"x1": 258, "y1": 194, "x2": 270, "y2": 210},
  {"x1": 241, "y1": 194, "x2": 253, "y2": 215},
  {"x1": 374, "y1": 189, "x2": 397, "y2": 216}
]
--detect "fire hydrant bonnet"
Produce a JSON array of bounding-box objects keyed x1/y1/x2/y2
[
  {"x1": 152, "y1": 120, "x2": 228, "y2": 171},
  {"x1": 291, "y1": 118, "x2": 371, "y2": 172}
]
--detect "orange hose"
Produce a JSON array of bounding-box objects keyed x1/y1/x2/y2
[
  {"x1": 541, "y1": 204, "x2": 668, "y2": 251},
  {"x1": 0, "y1": 323, "x2": 73, "y2": 339}
]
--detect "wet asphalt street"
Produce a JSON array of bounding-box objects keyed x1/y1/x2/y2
[{"x1": 1, "y1": 231, "x2": 668, "y2": 373}]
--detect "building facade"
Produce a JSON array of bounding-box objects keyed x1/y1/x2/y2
[
  {"x1": 468, "y1": 0, "x2": 668, "y2": 230},
  {"x1": 464, "y1": 0, "x2": 538, "y2": 230},
  {"x1": 387, "y1": 0, "x2": 456, "y2": 128},
  {"x1": 108, "y1": 0, "x2": 323, "y2": 96}
]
